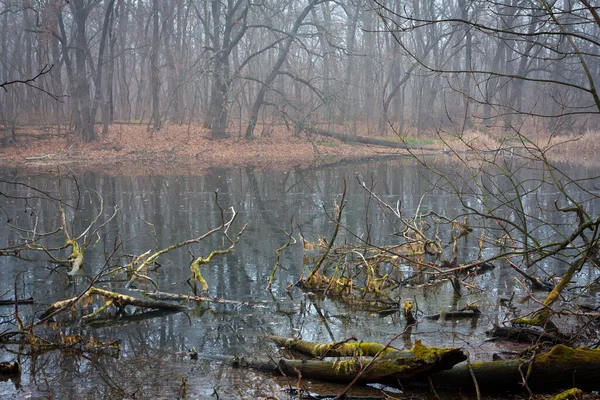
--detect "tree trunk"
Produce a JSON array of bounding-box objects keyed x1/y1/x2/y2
[
  {"x1": 150, "y1": 0, "x2": 161, "y2": 130},
  {"x1": 70, "y1": 2, "x2": 94, "y2": 141},
  {"x1": 91, "y1": 0, "x2": 116, "y2": 138}
]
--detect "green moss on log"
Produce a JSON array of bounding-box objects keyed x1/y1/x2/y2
[{"x1": 553, "y1": 388, "x2": 583, "y2": 400}]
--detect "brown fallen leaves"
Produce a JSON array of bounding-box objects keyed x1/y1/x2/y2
[{"x1": 0, "y1": 123, "x2": 408, "y2": 176}]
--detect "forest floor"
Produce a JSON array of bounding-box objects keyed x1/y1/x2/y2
[{"x1": 1, "y1": 122, "x2": 599, "y2": 175}]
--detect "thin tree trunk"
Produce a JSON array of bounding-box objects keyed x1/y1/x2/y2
[
  {"x1": 245, "y1": 0, "x2": 321, "y2": 139},
  {"x1": 150, "y1": 0, "x2": 161, "y2": 130}
]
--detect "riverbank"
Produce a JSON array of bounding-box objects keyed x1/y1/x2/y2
[
  {"x1": 0, "y1": 123, "x2": 411, "y2": 175},
  {"x1": 1, "y1": 123, "x2": 598, "y2": 175}
]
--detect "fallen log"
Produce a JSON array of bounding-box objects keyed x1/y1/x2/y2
[
  {"x1": 307, "y1": 127, "x2": 433, "y2": 151},
  {"x1": 427, "y1": 344, "x2": 600, "y2": 393},
  {"x1": 218, "y1": 338, "x2": 466, "y2": 385},
  {"x1": 241, "y1": 338, "x2": 600, "y2": 394},
  {"x1": 38, "y1": 287, "x2": 187, "y2": 321},
  {"x1": 130, "y1": 289, "x2": 265, "y2": 308}
]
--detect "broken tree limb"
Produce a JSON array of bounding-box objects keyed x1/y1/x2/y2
[
  {"x1": 427, "y1": 345, "x2": 600, "y2": 393},
  {"x1": 37, "y1": 296, "x2": 81, "y2": 320},
  {"x1": 125, "y1": 195, "x2": 238, "y2": 289},
  {"x1": 189, "y1": 223, "x2": 247, "y2": 293},
  {"x1": 304, "y1": 180, "x2": 346, "y2": 284},
  {"x1": 506, "y1": 259, "x2": 553, "y2": 291},
  {"x1": 0, "y1": 297, "x2": 33, "y2": 306}
]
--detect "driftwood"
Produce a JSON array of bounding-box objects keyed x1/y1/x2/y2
[{"x1": 428, "y1": 345, "x2": 600, "y2": 393}]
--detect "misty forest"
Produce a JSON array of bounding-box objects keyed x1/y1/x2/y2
[{"x1": 1, "y1": 0, "x2": 600, "y2": 399}]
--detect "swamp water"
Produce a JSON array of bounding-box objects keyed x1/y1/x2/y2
[{"x1": 1, "y1": 158, "x2": 599, "y2": 399}]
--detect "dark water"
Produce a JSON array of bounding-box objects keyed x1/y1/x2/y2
[{"x1": 1, "y1": 158, "x2": 599, "y2": 399}]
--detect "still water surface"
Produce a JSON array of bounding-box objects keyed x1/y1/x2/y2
[{"x1": 1, "y1": 158, "x2": 599, "y2": 399}]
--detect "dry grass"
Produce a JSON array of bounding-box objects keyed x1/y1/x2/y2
[
  {"x1": 545, "y1": 130, "x2": 600, "y2": 165},
  {"x1": 440, "y1": 130, "x2": 502, "y2": 153}
]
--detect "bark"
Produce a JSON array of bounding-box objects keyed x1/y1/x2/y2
[{"x1": 339, "y1": 1, "x2": 360, "y2": 123}]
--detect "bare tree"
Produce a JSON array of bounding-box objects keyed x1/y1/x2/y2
[{"x1": 373, "y1": 0, "x2": 600, "y2": 129}]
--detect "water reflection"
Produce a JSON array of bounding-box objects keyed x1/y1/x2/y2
[{"x1": 1, "y1": 158, "x2": 599, "y2": 398}]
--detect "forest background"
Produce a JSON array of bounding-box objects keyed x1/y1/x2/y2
[{"x1": 0, "y1": 0, "x2": 599, "y2": 169}]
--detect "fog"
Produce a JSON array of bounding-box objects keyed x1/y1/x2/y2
[{"x1": 1, "y1": 0, "x2": 598, "y2": 141}]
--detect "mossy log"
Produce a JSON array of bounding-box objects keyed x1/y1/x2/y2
[
  {"x1": 428, "y1": 345, "x2": 600, "y2": 393},
  {"x1": 244, "y1": 337, "x2": 467, "y2": 385},
  {"x1": 307, "y1": 127, "x2": 424, "y2": 150},
  {"x1": 552, "y1": 388, "x2": 584, "y2": 400},
  {"x1": 268, "y1": 335, "x2": 400, "y2": 358}
]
